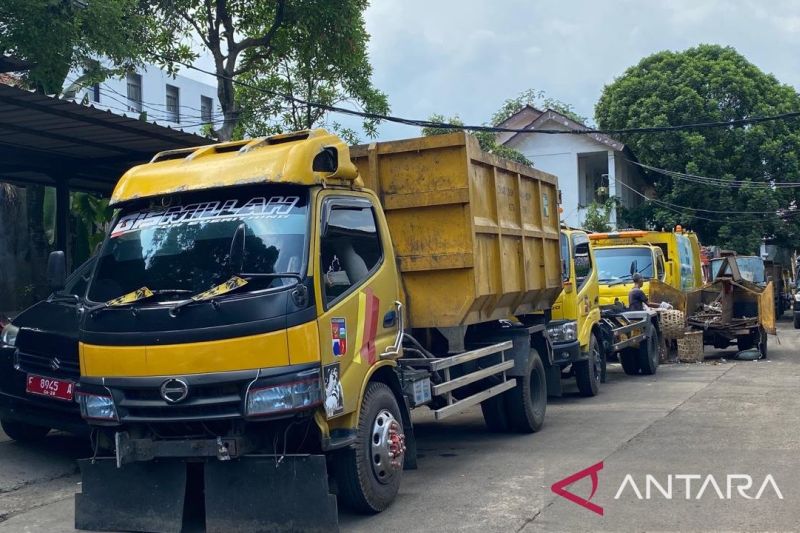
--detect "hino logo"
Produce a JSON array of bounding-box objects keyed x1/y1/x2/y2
[{"x1": 160, "y1": 378, "x2": 189, "y2": 404}]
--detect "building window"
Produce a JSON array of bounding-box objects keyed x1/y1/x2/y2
[
  {"x1": 91, "y1": 83, "x2": 100, "y2": 103},
  {"x1": 200, "y1": 95, "x2": 213, "y2": 124},
  {"x1": 126, "y1": 73, "x2": 142, "y2": 113},
  {"x1": 166, "y1": 84, "x2": 180, "y2": 123}
]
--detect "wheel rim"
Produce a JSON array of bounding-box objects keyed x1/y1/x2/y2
[{"x1": 370, "y1": 409, "x2": 405, "y2": 485}]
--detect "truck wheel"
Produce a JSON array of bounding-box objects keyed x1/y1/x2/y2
[
  {"x1": 737, "y1": 333, "x2": 755, "y2": 351},
  {"x1": 504, "y1": 348, "x2": 546, "y2": 433},
  {"x1": 1, "y1": 418, "x2": 50, "y2": 442},
  {"x1": 758, "y1": 327, "x2": 768, "y2": 359},
  {"x1": 481, "y1": 393, "x2": 510, "y2": 432},
  {"x1": 619, "y1": 349, "x2": 640, "y2": 375},
  {"x1": 637, "y1": 328, "x2": 659, "y2": 375},
  {"x1": 333, "y1": 382, "x2": 405, "y2": 513},
  {"x1": 794, "y1": 315, "x2": 800, "y2": 329},
  {"x1": 575, "y1": 334, "x2": 601, "y2": 397}
]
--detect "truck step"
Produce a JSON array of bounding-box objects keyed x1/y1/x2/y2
[{"x1": 433, "y1": 380, "x2": 516, "y2": 420}]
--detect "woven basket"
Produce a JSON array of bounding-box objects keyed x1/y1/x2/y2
[
  {"x1": 677, "y1": 331, "x2": 704, "y2": 363},
  {"x1": 659, "y1": 309, "x2": 686, "y2": 340}
]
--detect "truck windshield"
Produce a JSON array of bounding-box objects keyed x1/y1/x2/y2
[
  {"x1": 710, "y1": 257, "x2": 765, "y2": 283},
  {"x1": 87, "y1": 187, "x2": 309, "y2": 303},
  {"x1": 594, "y1": 247, "x2": 653, "y2": 283}
]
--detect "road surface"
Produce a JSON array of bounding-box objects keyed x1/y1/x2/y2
[{"x1": 1, "y1": 319, "x2": 798, "y2": 531}]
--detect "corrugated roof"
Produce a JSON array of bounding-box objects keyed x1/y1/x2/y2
[{"x1": 0, "y1": 83, "x2": 209, "y2": 193}]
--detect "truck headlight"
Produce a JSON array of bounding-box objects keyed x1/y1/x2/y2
[
  {"x1": 547, "y1": 321, "x2": 578, "y2": 343},
  {"x1": 794, "y1": 293, "x2": 800, "y2": 302},
  {"x1": 77, "y1": 392, "x2": 118, "y2": 421},
  {"x1": 246, "y1": 375, "x2": 322, "y2": 417},
  {"x1": 0, "y1": 324, "x2": 18, "y2": 347}
]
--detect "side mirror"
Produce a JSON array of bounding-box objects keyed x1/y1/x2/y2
[
  {"x1": 228, "y1": 224, "x2": 246, "y2": 274},
  {"x1": 47, "y1": 251, "x2": 67, "y2": 291}
]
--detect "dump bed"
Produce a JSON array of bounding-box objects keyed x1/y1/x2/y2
[{"x1": 350, "y1": 132, "x2": 562, "y2": 328}]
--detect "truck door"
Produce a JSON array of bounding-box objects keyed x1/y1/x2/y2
[
  {"x1": 315, "y1": 193, "x2": 401, "y2": 421},
  {"x1": 572, "y1": 232, "x2": 598, "y2": 346}
]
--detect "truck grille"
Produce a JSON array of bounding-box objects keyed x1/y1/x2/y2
[
  {"x1": 115, "y1": 380, "x2": 248, "y2": 422},
  {"x1": 15, "y1": 330, "x2": 80, "y2": 379}
]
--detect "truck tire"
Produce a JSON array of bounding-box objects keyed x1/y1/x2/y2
[
  {"x1": 333, "y1": 382, "x2": 404, "y2": 513},
  {"x1": 481, "y1": 393, "x2": 510, "y2": 432},
  {"x1": 619, "y1": 349, "x2": 640, "y2": 375},
  {"x1": 637, "y1": 327, "x2": 659, "y2": 375},
  {"x1": 1, "y1": 418, "x2": 50, "y2": 442},
  {"x1": 575, "y1": 334, "x2": 601, "y2": 397},
  {"x1": 504, "y1": 348, "x2": 546, "y2": 433},
  {"x1": 737, "y1": 333, "x2": 755, "y2": 351},
  {"x1": 794, "y1": 314, "x2": 800, "y2": 329}
]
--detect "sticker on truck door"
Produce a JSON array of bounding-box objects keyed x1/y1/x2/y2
[
  {"x1": 331, "y1": 318, "x2": 347, "y2": 356},
  {"x1": 323, "y1": 362, "x2": 344, "y2": 418}
]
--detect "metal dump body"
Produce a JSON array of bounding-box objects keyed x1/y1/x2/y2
[{"x1": 350, "y1": 132, "x2": 562, "y2": 328}]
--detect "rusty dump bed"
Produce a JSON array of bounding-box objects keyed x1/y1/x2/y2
[{"x1": 350, "y1": 132, "x2": 562, "y2": 329}]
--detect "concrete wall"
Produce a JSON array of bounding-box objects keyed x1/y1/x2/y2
[{"x1": 65, "y1": 63, "x2": 219, "y2": 135}]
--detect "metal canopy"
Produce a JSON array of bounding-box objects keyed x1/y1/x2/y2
[{"x1": 0, "y1": 83, "x2": 209, "y2": 193}]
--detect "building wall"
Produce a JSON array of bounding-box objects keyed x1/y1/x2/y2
[
  {"x1": 65, "y1": 64, "x2": 219, "y2": 135},
  {"x1": 505, "y1": 121, "x2": 648, "y2": 229}
]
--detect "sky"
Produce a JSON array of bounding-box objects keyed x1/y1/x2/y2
[{"x1": 185, "y1": 0, "x2": 800, "y2": 142}]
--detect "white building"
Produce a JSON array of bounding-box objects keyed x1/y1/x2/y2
[
  {"x1": 64, "y1": 63, "x2": 219, "y2": 136},
  {"x1": 498, "y1": 106, "x2": 650, "y2": 229}
]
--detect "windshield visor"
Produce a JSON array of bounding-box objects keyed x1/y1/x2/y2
[
  {"x1": 87, "y1": 187, "x2": 309, "y2": 303},
  {"x1": 595, "y1": 247, "x2": 653, "y2": 283}
]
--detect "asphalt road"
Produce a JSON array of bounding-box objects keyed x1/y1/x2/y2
[{"x1": 1, "y1": 319, "x2": 798, "y2": 532}]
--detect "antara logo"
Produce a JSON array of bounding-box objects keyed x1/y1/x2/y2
[{"x1": 551, "y1": 461, "x2": 604, "y2": 516}]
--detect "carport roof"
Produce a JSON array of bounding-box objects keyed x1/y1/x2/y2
[{"x1": 0, "y1": 83, "x2": 210, "y2": 193}]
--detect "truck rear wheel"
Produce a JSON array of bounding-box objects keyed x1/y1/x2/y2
[
  {"x1": 480, "y1": 393, "x2": 510, "y2": 432},
  {"x1": 757, "y1": 326, "x2": 768, "y2": 359},
  {"x1": 737, "y1": 333, "x2": 755, "y2": 351},
  {"x1": 794, "y1": 314, "x2": 800, "y2": 329},
  {"x1": 1, "y1": 418, "x2": 50, "y2": 442},
  {"x1": 620, "y1": 349, "x2": 640, "y2": 375},
  {"x1": 333, "y1": 382, "x2": 405, "y2": 513},
  {"x1": 575, "y1": 334, "x2": 601, "y2": 397},
  {"x1": 637, "y1": 327, "x2": 659, "y2": 375},
  {"x1": 504, "y1": 348, "x2": 546, "y2": 433}
]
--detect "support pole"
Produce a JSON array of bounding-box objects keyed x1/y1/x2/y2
[{"x1": 55, "y1": 178, "x2": 69, "y2": 269}]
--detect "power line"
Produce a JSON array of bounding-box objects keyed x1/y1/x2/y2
[
  {"x1": 629, "y1": 160, "x2": 800, "y2": 189},
  {"x1": 160, "y1": 56, "x2": 800, "y2": 136}
]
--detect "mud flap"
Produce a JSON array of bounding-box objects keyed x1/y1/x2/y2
[
  {"x1": 204, "y1": 455, "x2": 338, "y2": 533},
  {"x1": 75, "y1": 458, "x2": 186, "y2": 533}
]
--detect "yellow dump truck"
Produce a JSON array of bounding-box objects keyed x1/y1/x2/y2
[
  {"x1": 589, "y1": 228, "x2": 703, "y2": 309},
  {"x1": 65, "y1": 130, "x2": 562, "y2": 531},
  {"x1": 548, "y1": 228, "x2": 662, "y2": 392}
]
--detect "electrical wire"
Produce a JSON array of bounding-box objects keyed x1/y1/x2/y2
[
  {"x1": 629, "y1": 160, "x2": 800, "y2": 189},
  {"x1": 153, "y1": 55, "x2": 800, "y2": 137}
]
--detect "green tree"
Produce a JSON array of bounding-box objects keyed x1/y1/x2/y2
[
  {"x1": 583, "y1": 198, "x2": 618, "y2": 233},
  {"x1": 0, "y1": 0, "x2": 174, "y2": 94},
  {"x1": 595, "y1": 44, "x2": 800, "y2": 253},
  {"x1": 422, "y1": 114, "x2": 532, "y2": 165},
  {"x1": 233, "y1": 1, "x2": 387, "y2": 143},
  {"x1": 492, "y1": 88, "x2": 588, "y2": 125},
  {"x1": 152, "y1": 0, "x2": 383, "y2": 141}
]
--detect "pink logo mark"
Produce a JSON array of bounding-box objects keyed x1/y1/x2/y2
[{"x1": 551, "y1": 461, "x2": 604, "y2": 516}]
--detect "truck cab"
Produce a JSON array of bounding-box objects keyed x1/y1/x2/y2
[{"x1": 548, "y1": 229, "x2": 602, "y2": 396}]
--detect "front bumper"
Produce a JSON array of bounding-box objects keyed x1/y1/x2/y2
[
  {"x1": 0, "y1": 346, "x2": 86, "y2": 435},
  {"x1": 550, "y1": 340, "x2": 583, "y2": 365}
]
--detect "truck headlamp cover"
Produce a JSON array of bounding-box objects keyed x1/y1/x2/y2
[
  {"x1": 77, "y1": 393, "x2": 118, "y2": 421},
  {"x1": 547, "y1": 321, "x2": 578, "y2": 343},
  {"x1": 0, "y1": 324, "x2": 18, "y2": 347},
  {"x1": 246, "y1": 376, "x2": 323, "y2": 417}
]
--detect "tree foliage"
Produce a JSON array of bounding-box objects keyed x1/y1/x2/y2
[
  {"x1": 595, "y1": 44, "x2": 800, "y2": 253},
  {"x1": 152, "y1": 0, "x2": 384, "y2": 141},
  {"x1": 422, "y1": 114, "x2": 532, "y2": 166},
  {"x1": 0, "y1": 0, "x2": 174, "y2": 94},
  {"x1": 233, "y1": 0, "x2": 387, "y2": 143},
  {"x1": 493, "y1": 88, "x2": 588, "y2": 125},
  {"x1": 583, "y1": 197, "x2": 618, "y2": 233}
]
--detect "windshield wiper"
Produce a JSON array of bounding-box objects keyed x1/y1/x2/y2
[
  {"x1": 88, "y1": 288, "x2": 193, "y2": 315},
  {"x1": 606, "y1": 274, "x2": 634, "y2": 286},
  {"x1": 168, "y1": 273, "x2": 301, "y2": 316}
]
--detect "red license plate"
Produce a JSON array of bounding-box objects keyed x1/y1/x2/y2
[{"x1": 26, "y1": 374, "x2": 74, "y2": 401}]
